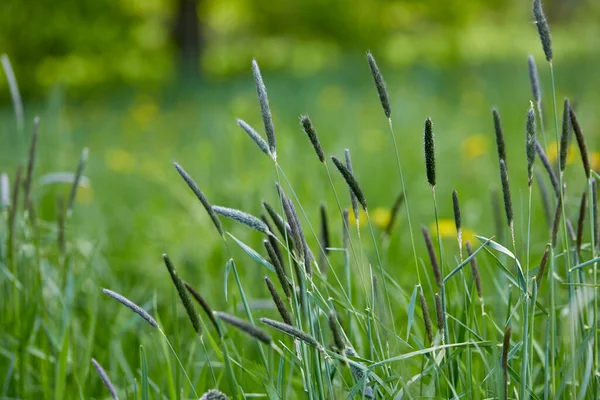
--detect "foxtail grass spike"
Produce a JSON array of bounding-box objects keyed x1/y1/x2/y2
[
  {"x1": 276, "y1": 186, "x2": 303, "y2": 254},
  {"x1": 67, "y1": 147, "x2": 88, "y2": 217},
  {"x1": 199, "y1": 389, "x2": 230, "y2": 400},
  {"x1": 434, "y1": 293, "x2": 444, "y2": 332},
  {"x1": 466, "y1": 241, "x2": 482, "y2": 298},
  {"x1": 424, "y1": 117, "x2": 436, "y2": 187},
  {"x1": 535, "y1": 247, "x2": 550, "y2": 288},
  {"x1": 533, "y1": 0, "x2": 553, "y2": 62},
  {"x1": 526, "y1": 104, "x2": 537, "y2": 186},
  {"x1": 102, "y1": 289, "x2": 158, "y2": 328},
  {"x1": 575, "y1": 190, "x2": 587, "y2": 252},
  {"x1": 452, "y1": 189, "x2": 461, "y2": 232},
  {"x1": 593, "y1": 179, "x2": 599, "y2": 248},
  {"x1": 344, "y1": 346, "x2": 375, "y2": 399},
  {"x1": 261, "y1": 216, "x2": 284, "y2": 268},
  {"x1": 422, "y1": 226, "x2": 441, "y2": 288},
  {"x1": 535, "y1": 141, "x2": 560, "y2": 197},
  {"x1": 344, "y1": 149, "x2": 360, "y2": 220},
  {"x1": 559, "y1": 98, "x2": 571, "y2": 172},
  {"x1": 493, "y1": 108, "x2": 507, "y2": 163},
  {"x1": 419, "y1": 289, "x2": 434, "y2": 344},
  {"x1": 285, "y1": 197, "x2": 312, "y2": 277},
  {"x1": 319, "y1": 202, "x2": 330, "y2": 271},
  {"x1": 384, "y1": 192, "x2": 404, "y2": 238},
  {"x1": 237, "y1": 119, "x2": 271, "y2": 156},
  {"x1": 328, "y1": 310, "x2": 345, "y2": 351},
  {"x1": 569, "y1": 105, "x2": 591, "y2": 179},
  {"x1": 213, "y1": 205, "x2": 270, "y2": 235},
  {"x1": 502, "y1": 325, "x2": 512, "y2": 399},
  {"x1": 260, "y1": 318, "x2": 322, "y2": 349},
  {"x1": 173, "y1": 162, "x2": 224, "y2": 235},
  {"x1": 300, "y1": 115, "x2": 324, "y2": 163},
  {"x1": 332, "y1": 155, "x2": 367, "y2": 210},
  {"x1": 264, "y1": 239, "x2": 290, "y2": 298},
  {"x1": 527, "y1": 55, "x2": 541, "y2": 103},
  {"x1": 91, "y1": 358, "x2": 119, "y2": 400},
  {"x1": 23, "y1": 116, "x2": 40, "y2": 211},
  {"x1": 163, "y1": 254, "x2": 202, "y2": 335},
  {"x1": 251, "y1": 60, "x2": 276, "y2": 157},
  {"x1": 184, "y1": 282, "x2": 220, "y2": 335},
  {"x1": 262, "y1": 201, "x2": 293, "y2": 247},
  {"x1": 216, "y1": 312, "x2": 272, "y2": 345},
  {"x1": 551, "y1": 194, "x2": 563, "y2": 248},
  {"x1": 366, "y1": 51, "x2": 391, "y2": 118},
  {"x1": 499, "y1": 159, "x2": 513, "y2": 226},
  {"x1": 264, "y1": 277, "x2": 292, "y2": 325}
]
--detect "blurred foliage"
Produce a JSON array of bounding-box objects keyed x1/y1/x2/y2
[{"x1": 0, "y1": 0, "x2": 599, "y2": 98}]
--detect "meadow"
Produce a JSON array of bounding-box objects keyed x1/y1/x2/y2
[{"x1": 1, "y1": 1, "x2": 600, "y2": 398}]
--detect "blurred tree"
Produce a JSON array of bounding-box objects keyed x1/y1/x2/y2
[{"x1": 174, "y1": 0, "x2": 202, "y2": 79}]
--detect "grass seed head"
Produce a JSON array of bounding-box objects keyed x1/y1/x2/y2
[
  {"x1": 237, "y1": 119, "x2": 271, "y2": 157},
  {"x1": 173, "y1": 162, "x2": 224, "y2": 236},
  {"x1": 424, "y1": 117, "x2": 436, "y2": 187},
  {"x1": 527, "y1": 55, "x2": 541, "y2": 103},
  {"x1": 184, "y1": 282, "x2": 221, "y2": 336},
  {"x1": 300, "y1": 115, "x2": 325, "y2": 163},
  {"x1": 260, "y1": 317, "x2": 322, "y2": 349},
  {"x1": 332, "y1": 154, "x2": 367, "y2": 211},
  {"x1": 264, "y1": 276, "x2": 292, "y2": 325},
  {"x1": 526, "y1": 103, "x2": 537, "y2": 186},
  {"x1": 422, "y1": 226, "x2": 441, "y2": 288},
  {"x1": 344, "y1": 149, "x2": 361, "y2": 220},
  {"x1": 199, "y1": 389, "x2": 230, "y2": 400},
  {"x1": 434, "y1": 293, "x2": 444, "y2": 332},
  {"x1": 102, "y1": 289, "x2": 158, "y2": 329},
  {"x1": 163, "y1": 254, "x2": 202, "y2": 335},
  {"x1": 466, "y1": 241, "x2": 482, "y2": 299},
  {"x1": 576, "y1": 190, "x2": 587, "y2": 254},
  {"x1": 452, "y1": 189, "x2": 461, "y2": 232},
  {"x1": 216, "y1": 312, "x2": 272, "y2": 345},
  {"x1": 533, "y1": 0, "x2": 553, "y2": 62},
  {"x1": 499, "y1": 159, "x2": 513, "y2": 226},
  {"x1": 419, "y1": 289, "x2": 434, "y2": 344},
  {"x1": 328, "y1": 310, "x2": 346, "y2": 351},
  {"x1": 535, "y1": 141, "x2": 561, "y2": 197},
  {"x1": 91, "y1": 358, "x2": 119, "y2": 400},
  {"x1": 559, "y1": 98, "x2": 571, "y2": 172},
  {"x1": 212, "y1": 205, "x2": 271, "y2": 235},
  {"x1": 493, "y1": 108, "x2": 507, "y2": 163},
  {"x1": 569, "y1": 104, "x2": 591, "y2": 179},
  {"x1": 551, "y1": 194, "x2": 563, "y2": 248},
  {"x1": 535, "y1": 247, "x2": 551, "y2": 288},
  {"x1": 319, "y1": 202, "x2": 330, "y2": 272},
  {"x1": 263, "y1": 239, "x2": 290, "y2": 298},
  {"x1": 23, "y1": 116, "x2": 39, "y2": 211},
  {"x1": 366, "y1": 51, "x2": 391, "y2": 118},
  {"x1": 251, "y1": 59, "x2": 276, "y2": 157},
  {"x1": 384, "y1": 192, "x2": 404, "y2": 239}
]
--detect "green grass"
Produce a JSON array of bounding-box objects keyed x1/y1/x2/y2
[{"x1": 2, "y1": 8, "x2": 600, "y2": 398}]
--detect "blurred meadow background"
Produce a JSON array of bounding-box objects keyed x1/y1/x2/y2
[{"x1": 2, "y1": 0, "x2": 600, "y2": 397}]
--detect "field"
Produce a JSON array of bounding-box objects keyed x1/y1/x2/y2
[{"x1": 2, "y1": 3, "x2": 600, "y2": 398}]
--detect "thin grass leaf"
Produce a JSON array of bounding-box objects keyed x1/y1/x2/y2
[
  {"x1": 140, "y1": 346, "x2": 149, "y2": 400},
  {"x1": 465, "y1": 241, "x2": 483, "y2": 298}
]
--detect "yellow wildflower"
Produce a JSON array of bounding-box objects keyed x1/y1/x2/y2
[
  {"x1": 354, "y1": 207, "x2": 392, "y2": 229},
  {"x1": 430, "y1": 218, "x2": 475, "y2": 244},
  {"x1": 461, "y1": 134, "x2": 489, "y2": 160},
  {"x1": 105, "y1": 148, "x2": 136, "y2": 173},
  {"x1": 545, "y1": 140, "x2": 577, "y2": 165},
  {"x1": 590, "y1": 152, "x2": 600, "y2": 172}
]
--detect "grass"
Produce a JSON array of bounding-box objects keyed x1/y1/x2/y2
[{"x1": 2, "y1": 2, "x2": 600, "y2": 397}]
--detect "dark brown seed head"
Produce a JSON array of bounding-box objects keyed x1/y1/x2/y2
[
  {"x1": 452, "y1": 190, "x2": 461, "y2": 232},
  {"x1": 344, "y1": 149, "x2": 360, "y2": 221},
  {"x1": 533, "y1": 0, "x2": 553, "y2": 62},
  {"x1": 262, "y1": 216, "x2": 284, "y2": 269},
  {"x1": 163, "y1": 254, "x2": 201, "y2": 335},
  {"x1": 216, "y1": 312, "x2": 272, "y2": 345},
  {"x1": 384, "y1": 192, "x2": 404, "y2": 239},
  {"x1": 535, "y1": 247, "x2": 551, "y2": 288},
  {"x1": 465, "y1": 241, "x2": 482, "y2": 299},
  {"x1": 559, "y1": 98, "x2": 571, "y2": 172},
  {"x1": 264, "y1": 277, "x2": 292, "y2": 325},
  {"x1": 526, "y1": 104, "x2": 537, "y2": 186},
  {"x1": 493, "y1": 108, "x2": 507, "y2": 163},
  {"x1": 260, "y1": 317, "x2": 321, "y2": 349},
  {"x1": 419, "y1": 289, "x2": 433, "y2": 344},
  {"x1": 575, "y1": 190, "x2": 587, "y2": 252},
  {"x1": 300, "y1": 115, "x2": 324, "y2": 163},
  {"x1": 434, "y1": 293, "x2": 444, "y2": 332},
  {"x1": 422, "y1": 226, "x2": 441, "y2": 288},
  {"x1": 366, "y1": 51, "x2": 391, "y2": 119},
  {"x1": 173, "y1": 162, "x2": 223, "y2": 236},
  {"x1": 424, "y1": 117, "x2": 436, "y2": 187},
  {"x1": 264, "y1": 239, "x2": 290, "y2": 298},
  {"x1": 319, "y1": 202, "x2": 330, "y2": 272},
  {"x1": 535, "y1": 141, "x2": 561, "y2": 197},
  {"x1": 527, "y1": 55, "x2": 541, "y2": 103},
  {"x1": 331, "y1": 155, "x2": 367, "y2": 211},
  {"x1": 328, "y1": 310, "x2": 345, "y2": 351},
  {"x1": 551, "y1": 193, "x2": 563, "y2": 248},
  {"x1": 569, "y1": 105, "x2": 591, "y2": 180},
  {"x1": 251, "y1": 60, "x2": 276, "y2": 157},
  {"x1": 499, "y1": 159, "x2": 513, "y2": 227},
  {"x1": 185, "y1": 282, "x2": 220, "y2": 336}
]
